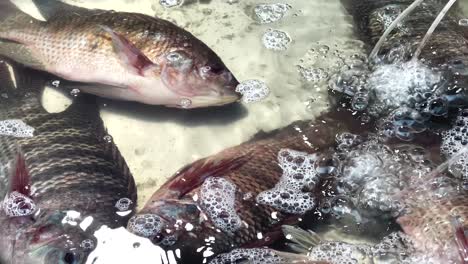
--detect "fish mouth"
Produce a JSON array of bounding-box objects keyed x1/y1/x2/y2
[{"x1": 189, "y1": 92, "x2": 241, "y2": 108}]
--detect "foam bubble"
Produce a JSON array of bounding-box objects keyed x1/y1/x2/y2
[
  {"x1": 236, "y1": 80, "x2": 270, "y2": 103},
  {"x1": 262, "y1": 29, "x2": 291, "y2": 51},
  {"x1": 2, "y1": 191, "x2": 36, "y2": 217},
  {"x1": 459, "y1": 18, "x2": 468, "y2": 27},
  {"x1": 256, "y1": 149, "x2": 319, "y2": 214},
  {"x1": 441, "y1": 111, "x2": 468, "y2": 182},
  {"x1": 127, "y1": 214, "x2": 164, "y2": 238},
  {"x1": 309, "y1": 241, "x2": 370, "y2": 264},
  {"x1": 80, "y1": 239, "x2": 95, "y2": 250},
  {"x1": 160, "y1": 0, "x2": 183, "y2": 8},
  {"x1": 115, "y1": 198, "x2": 133, "y2": 212},
  {"x1": 0, "y1": 119, "x2": 34, "y2": 138},
  {"x1": 254, "y1": 3, "x2": 291, "y2": 24},
  {"x1": 208, "y1": 248, "x2": 284, "y2": 264},
  {"x1": 199, "y1": 177, "x2": 242, "y2": 233}
]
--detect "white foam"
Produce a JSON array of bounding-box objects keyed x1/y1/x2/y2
[
  {"x1": 2, "y1": 191, "x2": 36, "y2": 217},
  {"x1": 262, "y1": 29, "x2": 291, "y2": 51},
  {"x1": 309, "y1": 241, "x2": 369, "y2": 264},
  {"x1": 199, "y1": 177, "x2": 242, "y2": 233},
  {"x1": 115, "y1": 198, "x2": 133, "y2": 212},
  {"x1": 256, "y1": 149, "x2": 319, "y2": 214},
  {"x1": 0, "y1": 119, "x2": 34, "y2": 138},
  {"x1": 254, "y1": 3, "x2": 291, "y2": 24},
  {"x1": 127, "y1": 214, "x2": 164, "y2": 238},
  {"x1": 236, "y1": 80, "x2": 270, "y2": 103},
  {"x1": 208, "y1": 248, "x2": 284, "y2": 264},
  {"x1": 441, "y1": 112, "x2": 468, "y2": 181}
]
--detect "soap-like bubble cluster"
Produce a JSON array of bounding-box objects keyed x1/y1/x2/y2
[
  {"x1": 115, "y1": 198, "x2": 133, "y2": 211},
  {"x1": 253, "y1": 3, "x2": 291, "y2": 24},
  {"x1": 309, "y1": 241, "x2": 370, "y2": 264},
  {"x1": 262, "y1": 29, "x2": 291, "y2": 51},
  {"x1": 199, "y1": 177, "x2": 242, "y2": 233},
  {"x1": 2, "y1": 191, "x2": 36, "y2": 217},
  {"x1": 256, "y1": 149, "x2": 319, "y2": 214},
  {"x1": 236, "y1": 80, "x2": 270, "y2": 103},
  {"x1": 336, "y1": 135, "x2": 433, "y2": 216},
  {"x1": 297, "y1": 66, "x2": 329, "y2": 83},
  {"x1": 160, "y1": 0, "x2": 183, "y2": 8},
  {"x1": 208, "y1": 248, "x2": 284, "y2": 264},
  {"x1": 127, "y1": 214, "x2": 164, "y2": 238},
  {"x1": 380, "y1": 107, "x2": 428, "y2": 141},
  {"x1": 0, "y1": 119, "x2": 34, "y2": 138},
  {"x1": 441, "y1": 111, "x2": 468, "y2": 183}
]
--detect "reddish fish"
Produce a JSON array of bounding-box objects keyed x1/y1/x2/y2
[
  {"x1": 0, "y1": 0, "x2": 241, "y2": 108},
  {"x1": 127, "y1": 110, "x2": 367, "y2": 261}
]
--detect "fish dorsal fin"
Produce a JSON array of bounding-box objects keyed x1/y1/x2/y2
[
  {"x1": 10, "y1": 152, "x2": 31, "y2": 197},
  {"x1": 150, "y1": 153, "x2": 251, "y2": 200},
  {"x1": 31, "y1": 0, "x2": 100, "y2": 20},
  {"x1": 282, "y1": 225, "x2": 322, "y2": 254}
]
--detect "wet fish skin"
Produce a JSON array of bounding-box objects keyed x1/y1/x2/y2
[
  {"x1": 0, "y1": 0, "x2": 241, "y2": 109},
  {"x1": 128, "y1": 110, "x2": 367, "y2": 261},
  {"x1": 0, "y1": 59, "x2": 137, "y2": 264}
]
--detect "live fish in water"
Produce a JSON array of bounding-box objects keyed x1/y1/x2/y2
[
  {"x1": 0, "y1": 0, "x2": 241, "y2": 108},
  {"x1": 0, "y1": 58, "x2": 137, "y2": 264},
  {"x1": 127, "y1": 110, "x2": 368, "y2": 262}
]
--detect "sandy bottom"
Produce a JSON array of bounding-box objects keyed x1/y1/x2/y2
[{"x1": 11, "y1": 0, "x2": 468, "y2": 263}]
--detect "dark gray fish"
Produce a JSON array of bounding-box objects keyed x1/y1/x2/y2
[{"x1": 0, "y1": 58, "x2": 137, "y2": 264}]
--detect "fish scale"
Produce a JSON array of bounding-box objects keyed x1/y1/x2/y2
[{"x1": 0, "y1": 59, "x2": 136, "y2": 263}]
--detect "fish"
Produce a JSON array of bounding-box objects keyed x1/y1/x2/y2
[
  {"x1": 0, "y1": 58, "x2": 137, "y2": 264},
  {"x1": 0, "y1": 0, "x2": 241, "y2": 109},
  {"x1": 334, "y1": 0, "x2": 468, "y2": 122},
  {"x1": 126, "y1": 109, "x2": 368, "y2": 262}
]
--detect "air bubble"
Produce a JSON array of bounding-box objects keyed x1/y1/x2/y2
[
  {"x1": 127, "y1": 214, "x2": 164, "y2": 238},
  {"x1": 459, "y1": 18, "x2": 468, "y2": 26},
  {"x1": 51, "y1": 80, "x2": 60, "y2": 88},
  {"x1": 80, "y1": 239, "x2": 95, "y2": 250},
  {"x1": 236, "y1": 80, "x2": 270, "y2": 103},
  {"x1": 0, "y1": 119, "x2": 34, "y2": 138},
  {"x1": 70, "y1": 89, "x2": 81, "y2": 97},
  {"x1": 3, "y1": 191, "x2": 36, "y2": 217},
  {"x1": 179, "y1": 98, "x2": 192, "y2": 108},
  {"x1": 253, "y1": 3, "x2": 291, "y2": 24},
  {"x1": 160, "y1": 0, "x2": 183, "y2": 8},
  {"x1": 262, "y1": 29, "x2": 291, "y2": 51},
  {"x1": 103, "y1": 135, "x2": 113, "y2": 143},
  {"x1": 199, "y1": 177, "x2": 242, "y2": 233},
  {"x1": 209, "y1": 248, "x2": 285, "y2": 264},
  {"x1": 115, "y1": 198, "x2": 133, "y2": 211}
]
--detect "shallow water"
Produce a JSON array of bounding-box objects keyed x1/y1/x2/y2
[{"x1": 3, "y1": 0, "x2": 468, "y2": 263}]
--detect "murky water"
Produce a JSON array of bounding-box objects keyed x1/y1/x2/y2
[{"x1": 1, "y1": 0, "x2": 468, "y2": 263}]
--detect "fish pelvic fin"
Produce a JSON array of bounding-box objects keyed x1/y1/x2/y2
[{"x1": 282, "y1": 225, "x2": 322, "y2": 254}]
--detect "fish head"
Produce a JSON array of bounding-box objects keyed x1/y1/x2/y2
[
  {"x1": 158, "y1": 45, "x2": 242, "y2": 108},
  {"x1": 10, "y1": 212, "x2": 95, "y2": 264},
  {"x1": 127, "y1": 199, "x2": 209, "y2": 249}
]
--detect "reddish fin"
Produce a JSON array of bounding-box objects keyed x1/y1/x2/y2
[
  {"x1": 152, "y1": 153, "x2": 251, "y2": 200},
  {"x1": 452, "y1": 217, "x2": 468, "y2": 264},
  {"x1": 10, "y1": 153, "x2": 31, "y2": 197},
  {"x1": 99, "y1": 25, "x2": 157, "y2": 76}
]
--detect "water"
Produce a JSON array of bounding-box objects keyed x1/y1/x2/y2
[{"x1": 2, "y1": 0, "x2": 468, "y2": 264}]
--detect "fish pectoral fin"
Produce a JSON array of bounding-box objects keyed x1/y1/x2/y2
[
  {"x1": 282, "y1": 225, "x2": 322, "y2": 254},
  {"x1": 9, "y1": 152, "x2": 32, "y2": 197},
  {"x1": 154, "y1": 152, "x2": 252, "y2": 199},
  {"x1": 99, "y1": 25, "x2": 159, "y2": 77}
]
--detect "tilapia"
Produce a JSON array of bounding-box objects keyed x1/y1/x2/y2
[
  {"x1": 0, "y1": 58, "x2": 137, "y2": 264},
  {"x1": 0, "y1": 0, "x2": 241, "y2": 109},
  {"x1": 127, "y1": 110, "x2": 368, "y2": 262}
]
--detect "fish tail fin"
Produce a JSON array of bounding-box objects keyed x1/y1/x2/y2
[
  {"x1": 282, "y1": 225, "x2": 322, "y2": 254},
  {"x1": 0, "y1": 57, "x2": 47, "y2": 103}
]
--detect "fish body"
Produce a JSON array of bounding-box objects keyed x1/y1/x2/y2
[
  {"x1": 127, "y1": 110, "x2": 366, "y2": 261},
  {"x1": 0, "y1": 0, "x2": 240, "y2": 108},
  {"x1": 0, "y1": 58, "x2": 137, "y2": 264}
]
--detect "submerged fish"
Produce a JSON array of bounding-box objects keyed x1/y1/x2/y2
[
  {"x1": 0, "y1": 58, "x2": 137, "y2": 264},
  {"x1": 0, "y1": 0, "x2": 241, "y2": 109},
  {"x1": 127, "y1": 110, "x2": 367, "y2": 262}
]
